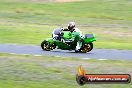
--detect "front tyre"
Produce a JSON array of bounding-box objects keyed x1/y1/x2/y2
[
  {"x1": 41, "y1": 40, "x2": 51, "y2": 51},
  {"x1": 80, "y1": 43, "x2": 93, "y2": 53}
]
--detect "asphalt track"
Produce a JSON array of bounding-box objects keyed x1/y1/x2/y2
[{"x1": 0, "y1": 44, "x2": 132, "y2": 60}]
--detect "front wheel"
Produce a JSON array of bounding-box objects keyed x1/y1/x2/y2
[
  {"x1": 80, "y1": 43, "x2": 93, "y2": 53},
  {"x1": 41, "y1": 40, "x2": 51, "y2": 51}
]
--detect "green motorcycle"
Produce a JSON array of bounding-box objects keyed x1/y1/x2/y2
[{"x1": 41, "y1": 31, "x2": 96, "y2": 53}]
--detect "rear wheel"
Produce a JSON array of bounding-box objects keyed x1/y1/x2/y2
[
  {"x1": 41, "y1": 40, "x2": 51, "y2": 51},
  {"x1": 80, "y1": 43, "x2": 93, "y2": 53}
]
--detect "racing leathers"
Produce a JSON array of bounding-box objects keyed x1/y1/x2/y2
[
  {"x1": 72, "y1": 28, "x2": 83, "y2": 51},
  {"x1": 63, "y1": 28, "x2": 83, "y2": 51}
]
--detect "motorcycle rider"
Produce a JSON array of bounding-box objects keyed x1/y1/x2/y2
[
  {"x1": 64, "y1": 22, "x2": 82, "y2": 35},
  {"x1": 64, "y1": 22, "x2": 83, "y2": 51},
  {"x1": 52, "y1": 22, "x2": 83, "y2": 51}
]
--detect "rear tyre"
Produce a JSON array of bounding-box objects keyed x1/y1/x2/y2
[
  {"x1": 41, "y1": 40, "x2": 51, "y2": 51},
  {"x1": 80, "y1": 43, "x2": 93, "y2": 53}
]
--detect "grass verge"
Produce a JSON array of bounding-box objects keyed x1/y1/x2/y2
[{"x1": 0, "y1": 53, "x2": 131, "y2": 88}]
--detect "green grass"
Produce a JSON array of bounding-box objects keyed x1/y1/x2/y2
[
  {"x1": 0, "y1": 0, "x2": 132, "y2": 49},
  {"x1": 0, "y1": 53, "x2": 131, "y2": 88},
  {"x1": 0, "y1": 22, "x2": 56, "y2": 44}
]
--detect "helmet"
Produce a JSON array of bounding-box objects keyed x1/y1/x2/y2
[{"x1": 68, "y1": 22, "x2": 75, "y2": 30}]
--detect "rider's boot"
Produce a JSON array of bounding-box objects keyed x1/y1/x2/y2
[{"x1": 75, "y1": 42, "x2": 81, "y2": 51}]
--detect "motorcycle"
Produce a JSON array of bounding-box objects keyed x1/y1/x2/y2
[{"x1": 41, "y1": 30, "x2": 96, "y2": 53}]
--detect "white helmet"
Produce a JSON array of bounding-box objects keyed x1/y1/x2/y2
[{"x1": 68, "y1": 22, "x2": 75, "y2": 30}]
